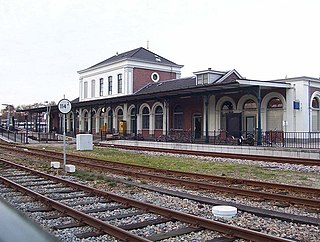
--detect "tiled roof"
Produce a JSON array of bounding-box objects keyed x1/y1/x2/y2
[
  {"x1": 135, "y1": 70, "x2": 240, "y2": 95},
  {"x1": 79, "y1": 47, "x2": 181, "y2": 72},
  {"x1": 135, "y1": 77, "x2": 197, "y2": 95}
]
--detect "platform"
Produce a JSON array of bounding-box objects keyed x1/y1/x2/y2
[
  {"x1": 0, "y1": 198, "x2": 58, "y2": 242},
  {"x1": 102, "y1": 140, "x2": 320, "y2": 160}
]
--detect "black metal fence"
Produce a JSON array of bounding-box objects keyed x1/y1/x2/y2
[
  {"x1": 98, "y1": 129, "x2": 320, "y2": 149},
  {"x1": 0, "y1": 127, "x2": 62, "y2": 144},
  {"x1": 2, "y1": 126, "x2": 320, "y2": 149}
]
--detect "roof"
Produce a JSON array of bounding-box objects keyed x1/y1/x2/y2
[
  {"x1": 78, "y1": 47, "x2": 182, "y2": 73},
  {"x1": 135, "y1": 76, "x2": 197, "y2": 95},
  {"x1": 270, "y1": 76, "x2": 320, "y2": 83},
  {"x1": 135, "y1": 69, "x2": 241, "y2": 95}
]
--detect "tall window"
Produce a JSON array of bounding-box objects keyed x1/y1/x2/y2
[
  {"x1": 130, "y1": 108, "x2": 136, "y2": 134},
  {"x1": 312, "y1": 96, "x2": 320, "y2": 131},
  {"x1": 117, "y1": 109, "x2": 123, "y2": 130},
  {"x1": 99, "y1": 109, "x2": 105, "y2": 132},
  {"x1": 118, "y1": 74, "x2": 122, "y2": 93},
  {"x1": 221, "y1": 101, "x2": 233, "y2": 130},
  {"x1": 84, "y1": 111, "x2": 89, "y2": 132},
  {"x1": 91, "y1": 110, "x2": 96, "y2": 133},
  {"x1": 107, "y1": 110, "x2": 113, "y2": 132},
  {"x1": 243, "y1": 99, "x2": 257, "y2": 133},
  {"x1": 91, "y1": 80, "x2": 95, "y2": 97},
  {"x1": 108, "y1": 76, "x2": 112, "y2": 95},
  {"x1": 84, "y1": 81, "x2": 88, "y2": 99},
  {"x1": 267, "y1": 98, "x2": 283, "y2": 131},
  {"x1": 142, "y1": 107, "x2": 149, "y2": 129},
  {"x1": 99, "y1": 78, "x2": 104, "y2": 96},
  {"x1": 173, "y1": 105, "x2": 183, "y2": 129},
  {"x1": 155, "y1": 106, "x2": 163, "y2": 129}
]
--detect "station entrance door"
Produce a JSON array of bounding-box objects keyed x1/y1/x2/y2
[{"x1": 226, "y1": 113, "x2": 241, "y2": 138}]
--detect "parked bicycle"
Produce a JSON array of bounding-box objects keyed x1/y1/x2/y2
[
  {"x1": 238, "y1": 132, "x2": 255, "y2": 146},
  {"x1": 216, "y1": 130, "x2": 235, "y2": 145}
]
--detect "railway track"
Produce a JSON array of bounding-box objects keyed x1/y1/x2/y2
[
  {"x1": 1, "y1": 144, "x2": 320, "y2": 210},
  {"x1": 96, "y1": 143, "x2": 320, "y2": 166},
  {"x1": 0, "y1": 158, "x2": 294, "y2": 242}
]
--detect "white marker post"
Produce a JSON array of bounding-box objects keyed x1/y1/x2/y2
[{"x1": 57, "y1": 98, "x2": 72, "y2": 169}]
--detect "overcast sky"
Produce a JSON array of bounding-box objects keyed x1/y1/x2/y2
[{"x1": 1, "y1": 0, "x2": 319, "y2": 108}]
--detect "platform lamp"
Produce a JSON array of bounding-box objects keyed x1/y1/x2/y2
[
  {"x1": 24, "y1": 113, "x2": 29, "y2": 144},
  {"x1": 44, "y1": 101, "x2": 49, "y2": 133},
  {"x1": 44, "y1": 101, "x2": 52, "y2": 133}
]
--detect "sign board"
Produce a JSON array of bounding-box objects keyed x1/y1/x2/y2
[
  {"x1": 58, "y1": 99, "x2": 72, "y2": 114},
  {"x1": 293, "y1": 101, "x2": 300, "y2": 110}
]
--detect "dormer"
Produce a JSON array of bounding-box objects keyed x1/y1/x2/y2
[{"x1": 193, "y1": 68, "x2": 242, "y2": 85}]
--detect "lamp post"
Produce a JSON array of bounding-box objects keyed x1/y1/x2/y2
[
  {"x1": 44, "y1": 101, "x2": 49, "y2": 133},
  {"x1": 44, "y1": 101, "x2": 52, "y2": 133},
  {"x1": 25, "y1": 113, "x2": 29, "y2": 144}
]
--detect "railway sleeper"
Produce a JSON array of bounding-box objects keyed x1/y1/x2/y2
[{"x1": 145, "y1": 226, "x2": 202, "y2": 241}]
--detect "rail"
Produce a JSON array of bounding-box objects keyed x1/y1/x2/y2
[
  {"x1": 0, "y1": 158, "x2": 293, "y2": 242},
  {"x1": 2, "y1": 144, "x2": 319, "y2": 208}
]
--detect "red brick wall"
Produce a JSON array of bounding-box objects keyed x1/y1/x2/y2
[
  {"x1": 133, "y1": 68, "x2": 176, "y2": 92},
  {"x1": 154, "y1": 129, "x2": 162, "y2": 138},
  {"x1": 169, "y1": 96, "x2": 203, "y2": 130}
]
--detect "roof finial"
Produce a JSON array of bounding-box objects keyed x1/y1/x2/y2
[{"x1": 147, "y1": 40, "x2": 149, "y2": 50}]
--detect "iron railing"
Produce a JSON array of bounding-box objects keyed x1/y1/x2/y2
[
  {"x1": 2, "y1": 126, "x2": 320, "y2": 149},
  {"x1": 0, "y1": 127, "x2": 61, "y2": 143}
]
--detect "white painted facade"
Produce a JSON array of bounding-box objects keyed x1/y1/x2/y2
[
  {"x1": 78, "y1": 59, "x2": 182, "y2": 102},
  {"x1": 274, "y1": 77, "x2": 320, "y2": 132}
]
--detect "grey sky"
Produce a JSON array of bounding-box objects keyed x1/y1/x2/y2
[{"x1": 1, "y1": 0, "x2": 319, "y2": 107}]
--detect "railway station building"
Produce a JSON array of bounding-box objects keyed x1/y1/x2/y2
[{"x1": 25, "y1": 47, "x2": 320, "y2": 145}]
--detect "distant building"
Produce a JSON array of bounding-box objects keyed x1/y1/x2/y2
[{"x1": 24, "y1": 47, "x2": 320, "y2": 145}]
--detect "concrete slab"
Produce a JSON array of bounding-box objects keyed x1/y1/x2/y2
[{"x1": 103, "y1": 140, "x2": 320, "y2": 160}]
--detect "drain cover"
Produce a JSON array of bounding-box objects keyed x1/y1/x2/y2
[{"x1": 212, "y1": 205, "x2": 237, "y2": 218}]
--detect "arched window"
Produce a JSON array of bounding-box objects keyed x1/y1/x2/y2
[
  {"x1": 243, "y1": 99, "x2": 257, "y2": 134},
  {"x1": 130, "y1": 108, "x2": 136, "y2": 134},
  {"x1": 312, "y1": 96, "x2": 320, "y2": 131},
  {"x1": 107, "y1": 110, "x2": 113, "y2": 132},
  {"x1": 99, "y1": 109, "x2": 105, "y2": 132},
  {"x1": 220, "y1": 101, "x2": 233, "y2": 130},
  {"x1": 173, "y1": 105, "x2": 183, "y2": 130},
  {"x1": 155, "y1": 106, "x2": 163, "y2": 129},
  {"x1": 313, "y1": 98, "x2": 320, "y2": 108},
  {"x1": 243, "y1": 99, "x2": 257, "y2": 110},
  {"x1": 266, "y1": 97, "x2": 283, "y2": 131},
  {"x1": 267, "y1": 98, "x2": 283, "y2": 108},
  {"x1": 91, "y1": 110, "x2": 96, "y2": 133},
  {"x1": 222, "y1": 101, "x2": 233, "y2": 111},
  {"x1": 142, "y1": 107, "x2": 149, "y2": 129},
  {"x1": 117, "y1": 109, "x2": 123, "y2": 120},
  {"x1": 84, "y1": 111, "x2": 89, "y2": 132},
  {"x1": 117, "y1": 109, "x2": 123, "y2": 131},
  {"x1": 76, "y1": 111, "x2": 80, "y2": 130}
]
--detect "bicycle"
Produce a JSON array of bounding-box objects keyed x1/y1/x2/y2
[{"x1": 216, "y1": 130, "x2": 235, "y2": 145}]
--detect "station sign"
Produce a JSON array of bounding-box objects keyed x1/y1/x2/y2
[{"x1": 58, "y1": 99, "x2": 72, "y2": 114}]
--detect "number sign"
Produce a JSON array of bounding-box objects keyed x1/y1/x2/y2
[{"x1": 58, "y1": 99, "x2": 72, "y2": 114}]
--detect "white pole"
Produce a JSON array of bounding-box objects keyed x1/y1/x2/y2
[{"x1": 63, "y1": 113, "x2": 66, "y2": 167}]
